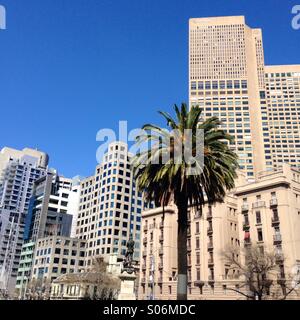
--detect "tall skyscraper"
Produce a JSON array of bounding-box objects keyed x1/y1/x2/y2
[
  {"x1": 137, "y1": 14, "x2": 300, "y2": 300},
  {"x1": 189, "y1": 16, "x2": 300, "y2": 177},
  {"x1": 15, "y1": 171, "x2": 81, "y2": 294},
  {"x1": 265, "y1": 65, "x2": 300, "y2": 169},
  {"x1": 189, "y1": 16, "x2": 268, "y2": 178},
  {"x1": 0, "y1": 147, "x2": 48, "y2": 175},
  {"x1": 0, "y1": 147, "x2": 48, "y2": 294},
  {"x1": 76, "y1": 141, "x2": 153, "y2": 268}
]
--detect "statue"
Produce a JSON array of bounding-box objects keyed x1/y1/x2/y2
[
  {"x1": 118, "y1": 234, "x2": 137, "y2": 300},
  {"x1": 122, "y1": 234, "x2": 135, "y2": 273}
]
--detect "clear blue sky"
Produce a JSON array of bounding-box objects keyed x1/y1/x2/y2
[{"x1": 0, "y1": 0, "x2": 299, "y2": 178}]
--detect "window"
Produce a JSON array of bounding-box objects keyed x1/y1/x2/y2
[
  {"x1": 257, "y1": 229, "x2": 263, "y2": 242},
  {"x1": 256, "y1": 211, "x2": 261, "y2": 224},
  {"x1": 196, "y1": 237, "x2": 200, "y2": 249},
  {"x1": 196, "y1": 268, "x2": 201, "y2": 280},
  {"x1": 54, "y1": 258, "x2": 60, "y2": 264},
  {"x1": 195, "y1": 222, "x2": 200, "y2": 234},
  {"x1": 196, "y1": 252, "x2": 200, "y2": 265}
]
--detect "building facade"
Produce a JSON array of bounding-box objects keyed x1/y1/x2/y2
[
  {"x1": 15, "y1": 171, "x2": 81, "y2": 295},
  {"x1": 76, "y1": 141, "x2": 153, "y2": 268},
  {"x1": 189, "y1": 16, "x2": 268, "y2": 178},
  {"x1": 25, "y1": 236, "x2": 86, "y2": 299},
  {"x1": 50, "y1": 253, "x2": 122, "y2": 300},
  {"x1": 264, "y1": 65, "x2": 300, "y2": 169},
  {"x1": 0, "y1": 147, "x2": 48, "y2": 295},
  {"x1": 189, "y1": 16, "x2": 300, "y2": 178},
  {"x1": 138, "y1": 200, "x2": 242, "y2": 300},
  {"x1": 236, "y1": 163, "x2": 300, "y2": 287},
  {"x1": 138, "y1": 164, "x2": 300, "y2": 300}
]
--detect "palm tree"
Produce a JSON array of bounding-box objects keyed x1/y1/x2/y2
[{"x1": 132, "y1": 103, "x2": 239, "y2": 300}]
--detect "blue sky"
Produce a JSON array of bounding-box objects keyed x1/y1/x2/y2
[{"x1": 0, "y1": 0, "x2": 299, "y2": 178}]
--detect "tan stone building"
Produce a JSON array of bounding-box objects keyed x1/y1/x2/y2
[
  {"x1": 138, "y1": 202, "x2": 242, "y2": 300},
  {"x1": 189, "y1": 16, "x2": 300, "y2": 178},
  {"x1": 236, "y1": 164, "x2": 300, "y2": 284},
  {"x1": 189, "y1": 16, "x2": 268, "y2": 179},
  {"x1": 138, "y1": 164, "x2": 300, "y2": 300}
]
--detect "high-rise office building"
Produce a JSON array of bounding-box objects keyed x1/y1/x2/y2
[
  {"x1": 76, "y1": 141, "x2": 153, "y2": 268},
  {"x1": 0, "y1": 147, "x2": 48, "y2": 294},
  {"x1": 24, "y1": 172, "x2": 80, "y2": 242},
  {"x1": 189, "y1": 16, "x2": 300, "y2": 177},
  {"x1": 15, "y1": 171, "x2": 81, "y2": 294},
  {"x1": 189, "y1": 16, "x2": 268, "y2": 178},
  {"x1": 264, "y1": 65, "x2": 300, "y2": 169},
  {"x1": 0, "y1": 147, "x2": 48, "y2": 175},
  {"x1": 138, "y1": 15, "x2": 300, "y2": 300}
]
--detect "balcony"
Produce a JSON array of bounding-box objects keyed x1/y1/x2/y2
[
  {"x1": 252, "y1": 201, "x2": 266, "y2": 209},
  {"x1": 159, "y1": 235, "x2": 164, "y2": 242},
  {"x1": 142, "y1": 264, "x2": 146, "y2": 270},
  {"x1": 141, "y1": 278, "x2": 146, "y2": 284},
  {"x1": 206, "y1": 211, "x2": 212, "y2": 220},
  {"x1": 142, "y1": 251, "x2": 147, "y2": 257},
  {"x1": 207, "y1": 226, "x2": 213, "y2": 235},
  {"x1": 157, "y1": 277, "x2": 163, "y2": 284},
  {"x1": 222, "y1": 274, "x2": 240, "y2": 281},
  {"x1": 207, "y1": 242, "x2": 214, "y2": 251},
  {"x1": 158, "y1": 263, "x2": 163, "y2": 270},
  {"x1": 143, "y1": 238, "x2": 147, "y2": 244},
  {"x1": 143, "y1": 225, "x2": 148, "y2": 232},
  {"x1": 270, "y1": 198, "x2": 278, "y2": 207},
  {"x1": 241, "y1": 204, "x2": 249, "y2": 212},
  {"x1": 159, "y1": 248, "x2": 164, "y2": 255},
  {"x1": 208, "y1": 275, "x2": 215, "y2": 284},
  {"x1": 275, "y1": 253, "x2": 284, "y2": 263},
  {"x1": 159, "y1": 222, "x2": 164, "y2": 229},
  {"x1": 194, "y1": 211, "x2": 202, "y2": 219},
  {"x1": 243, "y1": 222, "x2": 250, "y2": 231},
  {"x1": 273, "y1": 234, "x2": 282, "y2": 244},
  {"x1": 208, "y1": 258, "x2": 214, "y2": 266},
  {"x1": 271, "y1": 215, "x2": 280, "y2": 226},
  {"x1": 194, "y1": 280, "x2": 205, "y2": 287},
  {"x1": 244, "y1": 238, "x2": 251, "y2": 247},
  {"x1": 187, "y1": 245, "x2": 192, "y2": 252}
]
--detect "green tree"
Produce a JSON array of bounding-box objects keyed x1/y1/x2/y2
[{"x1": 132, "y1": 103, "x2": 238, "y2": 300}]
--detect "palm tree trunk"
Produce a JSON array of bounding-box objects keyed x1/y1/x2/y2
[{"x1": 176, "y1": 196, "x2": 188, "y2": 300}]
